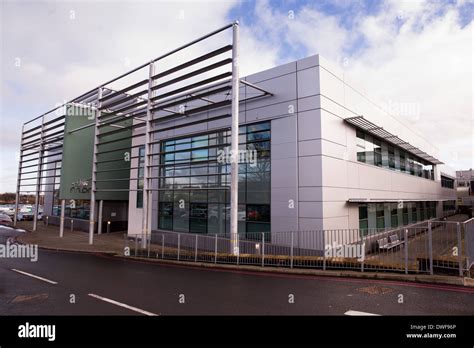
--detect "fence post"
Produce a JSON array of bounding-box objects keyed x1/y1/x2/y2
[
  {"x1": 214, "y1": 234, "x2": 218, "y2": 264},
  {"x1": 457, "y1": 222, "x2": 463, "y2": 277},
  {"x1": 195, "y1": 234, "x2": 198, "y2": 262},
  {"x1": 261, "y1": 232, "x2": 265, "y2": 267},
  {"x1": 360, "y1": 234, "x2": 365, "y2": 272},
  {"x1": 428, "y1": 222, "x2": 433, "y2": 275},
  {"x1": 161, "y1": 234, "x2": 165, "y2": 259},
  {"x1": 290, "y1": 231, "x2": 294, "y2": 269},
  {"x1": 404, "y1": 229, "x2": 409, "y2": 275},
  {"x1": 236, "y1": 234, "x2": 240, "y2": 265},
  {"x1": 177, "y1": 233, "x2": 181, "y2": 261},
  {"x1": 466, "y1": 222, "x2": 472, "y2": 276},
  {"x1": 323, "y1": 231, "x2": 326, "y2": 271},
  {"x1": 147, "y1": 233, "x2": 151, "y2": 258}
]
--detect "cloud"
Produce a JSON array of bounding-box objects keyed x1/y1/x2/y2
[{"x1": 0, "y1": 0, "x2": 472, "y2": 192}]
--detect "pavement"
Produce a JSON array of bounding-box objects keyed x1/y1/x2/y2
[
  {"x1": 10, "y1": 219, "x2": 474, "y2": 287},
  {"x1": 1, "y1": 224, "x2": 474, "y2": 316},
  {"x1": 14, "y1": 220, "x2": 125, "y2": 254}
]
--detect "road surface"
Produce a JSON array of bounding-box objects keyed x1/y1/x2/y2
[{"x1": 1, "y1": 226, "x2": 473, "y2": 316}]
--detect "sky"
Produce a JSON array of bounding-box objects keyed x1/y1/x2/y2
[{"x1": 0, "y1": 0, "x2": 473, "y2": 192}]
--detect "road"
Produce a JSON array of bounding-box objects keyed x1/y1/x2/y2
[{"x1": 1, "y1": 226, "x2": 474, "y2": 316}]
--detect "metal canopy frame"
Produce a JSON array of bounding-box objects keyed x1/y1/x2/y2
[
  {"x1": 344, "y1": 116, "x2": 443, "y2": 165},
  {"x1": 15, "y1": 22, "x2": 273, "y2": 252}
]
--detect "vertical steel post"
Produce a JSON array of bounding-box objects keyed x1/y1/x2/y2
[
  {"x1": 14, "y1": 125, "x2": 25, "y2": 227},
  {"x1": 323, "y1": 231, "x2": 326, "y2": 271},
  {"x1": 457, "y1": 222, "x2": 463, "y2": 276},
  {"x1": 214, "y1": 234, "x2": 218, "y2": 264},
  {"x1": 360, "y1": 233, "x2": 365, "y2": 272},
  {"x1": 142, "y1": 61, "x2": 155, "y2": 250},
  {"x1": 89, "y1": 87, "x2": 102, "y2": 245},
  {"x1": 194, "y1": 234, "x2": 198, "y2": 262},
  {"x1": 98, "y1": 200, "x2": 103, "y2": 235},
  {"x1": 236, "y1": 233, "x2": 240, "y2": 265},
  {"x1": 230, "y1": 21, "x2": 240, "y2": 256},
  {"x1": 261, "y1": 232, "x2": 265, "y2": 267},
  {"x1": 290, "y1": 231, "x2": 294, "y2": 269},
  {"x1": 33, "y1": 116, "x2": 45, "y2": 231},
  {"x1": 70, "y1": 219, "x2": 74, "y2": 233},
  {"x1": 177, "y1": 233, "x2": 181, "y2": 261},
  {"x1": 404, "y1": 229, "x2": 409, "y2": 274},
  {"x1": 147, "y1": 234, "x2": 151, "y2": 258},
  {"x1": 428, "y1": 221, "x2": 433, "y2": 275},
  {"x1": 59, "y1": 199, "x2": 65, "y2": 237}
]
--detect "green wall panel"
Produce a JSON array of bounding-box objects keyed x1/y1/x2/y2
[{"x1": 59, "y1": 106, "x2": 132, "y2": 201}]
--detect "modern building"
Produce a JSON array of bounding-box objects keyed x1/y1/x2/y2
[{"x1": 15, "y1": 23, "x2": 457, "y2": 249}]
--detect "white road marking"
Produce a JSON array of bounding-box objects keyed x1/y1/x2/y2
[
  {"x1": 11, "y1": 269, "x2": 58, "y2": 285},
  {"x1": 344, "y1": 310, "x2": 380, "y2": 316},
  {"x1": 88, "y1": 293, "x2": 159, "y2": 316}
]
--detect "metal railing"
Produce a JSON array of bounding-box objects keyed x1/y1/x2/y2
[{"x1": 123, "y1": 218, "x2": 474, "y2": 277}]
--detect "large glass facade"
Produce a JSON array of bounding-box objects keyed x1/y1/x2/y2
[
  {"x1": 356, "y1": 129, "x2": 434, "y2": 180},
  {"x1": 158, "y1": 122, "x2": 271, "y2": 238},
  {"x1": 359, "y1": 201, "x2": 438, "y2": 236}
]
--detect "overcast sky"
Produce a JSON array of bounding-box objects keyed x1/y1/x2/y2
[{"x1": 0, "y1": 0, "x2": 472, "y2": 192}]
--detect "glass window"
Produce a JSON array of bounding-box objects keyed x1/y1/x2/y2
[
  {"x1": 376, "y1": 203, "x2": 385, "y2": 229},
  {"x1": 391, "y1": 204, "x2": 398, "y2": 228},
  {"x1": 247, "y1": 205, "x2": 270, "y2": 222},
  {"x1": 388, "y1": 146, "x2": 395, "y2": 169},
  {"x1": 373, "y1": 139, "x2": 382, "y2": 167},
  {"x1": 158, "y1": 122, "x2": 271, "y2": 236},
  {"x1": 158, "y1": 202, "x2": 173, "y2": 230},
  {"x1": 359, "y1": 205, "x2": 368, "y2": 236}
]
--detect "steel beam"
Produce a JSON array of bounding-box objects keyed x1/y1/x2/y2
[{"x1": 230, "y1": 21, "x2": 240, "y2": 256}]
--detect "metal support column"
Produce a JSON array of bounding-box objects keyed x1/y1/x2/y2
[
  {"x1": 59, "y1": 199, "x2": 65, "y2": 238},
  {"x1": 14, "y1": 125, "x2": 25, "y2": 227},
  {"x1": 89, "y1": 88, "x2": 103, "y2": 245},
  {"x1": 428, "y1": 222, "x2": 433, "y2": 275},
  {"x1": 404, "y1": 229, "x2": 409, "y2": 274},
  {"x1": 230, "y1": 20, "x2": 240, "y2": 256},
  {"x1": 142, "y1": 61, "x2": 155, "y2": 249},
  {"x1": 290, "y1": 231, "x2": 294, "y2": 269},
  {"x1": 98, "y1": 200, "x2": 103, "y2": 235},
  {"x1": 457, "y1": 222, "x2": 463, "y2": 276},
  {"x1": 33, "y1": 116, "x2": 45, "y2": 231}
]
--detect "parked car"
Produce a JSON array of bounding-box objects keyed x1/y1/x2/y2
[{"x1": 0, "y1": 213, "x2": 13, "y2": 224}]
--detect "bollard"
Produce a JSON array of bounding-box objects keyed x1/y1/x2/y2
[
  {"x1": 107, "y1": 221, "x2": 111, "y2": 234},
  {"x1": 70, "y1": 219, "x2": 74, "y2": 233}
]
